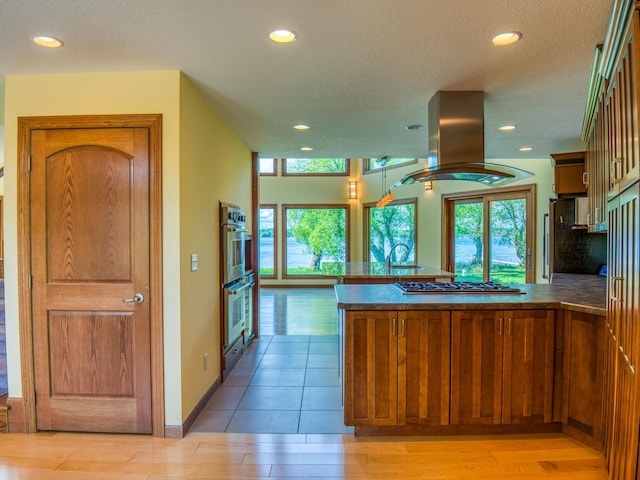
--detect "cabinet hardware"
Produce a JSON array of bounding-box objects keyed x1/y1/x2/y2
[
  {"x1": 611, "y1": 158, "x2": 623, "y2": 184},
  {"x1": 507, "y1": 317, "x2": 512, "y2": 336},
  {"x1": 609, "y1": 276, "x2": 623, "y2": 302},
  {"x1": 582, "y1": 171, "x2": 589, "y2": 185},
  {"x1": 498, "y1": 318, "x2": 503, "y2": 335},
  {"x1": 392, "y1": 318, "x2": 397, "y2": 336},
  {"x1": 401, "y1": 318, "x2": 405, "y2": 337}
]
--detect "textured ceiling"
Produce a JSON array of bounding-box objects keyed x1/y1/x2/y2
[{"x1": 0, "y1": 0, "x2": 613, "y2": 160}]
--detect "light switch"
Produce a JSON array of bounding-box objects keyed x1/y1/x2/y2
[{"x1": 191, "y1": 254, "x2": 198, "y2": 271}]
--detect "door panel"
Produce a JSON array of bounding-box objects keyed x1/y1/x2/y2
[{"x1": 31, "y1": 127, "x2": 151, "y2": 434}]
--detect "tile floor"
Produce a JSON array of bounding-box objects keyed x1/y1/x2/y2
[
  {"x1": 190, "y1": 288, "x2": 352, "y2": 434},
  {"x1": 190, "y1": 333, "x2": 352, "y2": 434}
]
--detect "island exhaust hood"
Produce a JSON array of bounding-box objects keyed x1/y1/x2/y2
[{"x1": 395, "y1": 91, "x2": 532, "y2": 187}]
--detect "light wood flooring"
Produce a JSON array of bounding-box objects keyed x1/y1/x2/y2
[
  {"x1": 0, "y1": 287, "x2": 608, "y2": 478},
  {"x1": 0, "y1": 431, "x2": 607, "y2": 479}
]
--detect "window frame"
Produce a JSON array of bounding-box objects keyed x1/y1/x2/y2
[
  {"x1": 259, "y1": 158, "x2": 278, "y2": 176},
  {"x1": 363, "y1": 197, "x2": 418, "y2": 262},
  {"x1": 281, "y1": 203, "x2": 351, "y2": 279},
  {"x1": 442, "y1": 184, "x2": 536, "y2": 283},
  {"x1": 363, "y1": 157, "x2": 418, "y2": 174},
  {"x1": 258, "y1": 204, "x2": 277, "y2": 278},
  {"x1": 281, "y1": 158, "x2": 351, "y2": 176}
]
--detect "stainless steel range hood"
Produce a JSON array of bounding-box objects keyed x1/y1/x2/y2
[{"x1": 395, "y1": 91, "x2": 532, "y2": 187}]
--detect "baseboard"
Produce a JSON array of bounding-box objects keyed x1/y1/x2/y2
[
  {"x1": 562, "y1": 423, "x2": 604, "y2": 451},
  {"x1": 172, "y1": 377, "x2": 221, "y2": 437},
  {"x1": 6, "y1": 397, "x2": 26, "y2": 433},
  {"x1": 0, "y1": 394, "x2": 8, "y2": 433}
]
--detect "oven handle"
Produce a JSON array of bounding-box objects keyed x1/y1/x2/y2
[
  {"x1": 227, "y1": 282, "x2": 252, "y2": 295},
  {"x1": 224, "y1": 226, "x2": 250, "y2": 233}
]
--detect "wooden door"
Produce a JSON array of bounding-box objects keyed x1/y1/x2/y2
[
  {"x1": 30, "y1": 127, "x2": 152, "y2": 433},
  {"x1": 451, "y1": 310, "x2": 503, "y2": 425},
  {"x1": 501, "y1": 310, "x2": 555, "y2": 424},
  {"x1": 398, "y1": 311, "x2": 450, "y2": 425},
  {"x1": 344, "y1": 311, "x2": 397, "y2": 426}
]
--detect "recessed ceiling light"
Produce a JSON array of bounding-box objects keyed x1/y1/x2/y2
[
  {"x1": 492, "y1": 32, "x2": 522, "y2": 47},
  {"x1": 31, "y1": 35, "x2": 64, "y2": 48},
  {"x1": 269, "y1": 29, "x2": 298, "y2": 44},
  {"x1": 405, "y1": 124, "x2": 423, "y2": 131},
  {"x1": 293, "y1": 124, "x2": 310, "y2": 130},
  {"x1": 300, "y1": 147, "x2": 313, "y2": 152},
  {"x1": 498, "y1": 124, "x2": 517, "y2": 131},
  {"x1": 519, "y1": 146, "x2": 533, "y2": 152}
]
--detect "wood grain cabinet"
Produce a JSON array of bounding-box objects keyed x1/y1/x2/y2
[
  {"x1": 561, "y1": 310, "x2": 605, "y2": 442},
  {"x1": 551, "y1": 152, "x2": 587, "y2": 196},
  {"x1": 603, "y1": 182, "x2": 640, "y2": 478},
  {"x1": 343, "y1": 310, "x2": 450, "y2": 426},
  {"x1": 450, "y1": 310, "x2": 556, "y2": 426}
]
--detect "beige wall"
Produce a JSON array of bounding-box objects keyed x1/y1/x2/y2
[
  {"x1": 260, "y1": 157, "x2": 554, "y2": 284},
  {"x1": 178, "y1": 75, "x2": 251, "y2": 420},
  {"x1": 2, "y1": 70, "x2": 250, "y2": 428}
]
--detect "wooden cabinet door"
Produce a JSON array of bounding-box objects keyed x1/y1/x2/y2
[
  {"x1": 605, "y1": 183, "x2": 640, "y2": 478},
  {"x1": 562, "y1": 310, "x2": 605, "y2": 440},
  {"x1": 608, "y1": 15, "x2": 640, "y2": 199},
  {"x1": 451, "y1": 310, "x2": 502, "y2": 425},
  {"x1": 398, "y1": 311, "x2": 450, "y2": 425},
  {"x1": 344, "y1": 311, "x2": 397, "y2": 426},
  {"x1": 501, "y1": 310, "x2": 555, "y2": 424}
]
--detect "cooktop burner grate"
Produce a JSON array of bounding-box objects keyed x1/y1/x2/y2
[{"x1": 393, "y1": 281, "x2": 524, "y2": 294}]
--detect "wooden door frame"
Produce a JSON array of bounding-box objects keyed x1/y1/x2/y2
[{"x1": 16, "y1": 114, "x2": 165, "y2": 436}]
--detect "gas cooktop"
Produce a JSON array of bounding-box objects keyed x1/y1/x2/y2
[{"x1": 393, "y1": 281, "x2": 524, "y2": 294}]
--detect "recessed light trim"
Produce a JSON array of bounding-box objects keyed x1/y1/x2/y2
[
  {"x1": 300, "y1": 146, "x2": 313, "y2": 152},
  {"x1": 293, "y1": 124, "x2": 310, "y2": 130},
  {"x1": 498, "y1": 124, "x2": 517, "y2": 131},
  {"x1": 492, "y1": 31, "x2": 522, "y2": 47},
  {"x1": 269, "y1": 29, "x2": 298, "y2": 44},
  {"x1": 519, "y1": 146, "x2": 533, "y2": 152},
  {"x1": 32, "y1": 35, "x2": 64, "y2": 48}
]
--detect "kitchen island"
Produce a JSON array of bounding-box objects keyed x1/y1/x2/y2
[
  {"x1": 335, "y1": 278, "x2": 607, "y2": 443},
  {"x1": 322, "y1": 261, "x2": 455, "y2": 284}
]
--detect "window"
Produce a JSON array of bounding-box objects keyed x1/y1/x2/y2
[
  {"x1": 363, "y1": 157, "x2": 418, "y2": 173},
  {"x1": 282, "y1": 158, "x2": 349, "y2": 176},
  {"x1": 259, "y1": 157, "x2": 277, "y2": 176},
  {"x1": 443, "y1": 186, "x2": 535, "y2": 284},
  {"x1": 283, "y1": 205, "x2": 349, "y2": 276},
  {"x1": 259, "y1": 205, "x2": 276, "y2": 277},
  {"x1": 364, "y1": 198, "x2": 417, "y2": 263}
]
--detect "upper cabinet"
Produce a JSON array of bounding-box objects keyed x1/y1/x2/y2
[{"x1": 551, "y1": 151, "x2": 587, "y2": 196}]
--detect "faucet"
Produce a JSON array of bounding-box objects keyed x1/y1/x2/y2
[{"x1": 386, "y1": 243, "x2": 410, "y2": 272}]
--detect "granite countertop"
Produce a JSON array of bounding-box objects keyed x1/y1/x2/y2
[
  {"x1": 334, "y1": 275, "x2": 607, "y2": 315},
  {"x1": 321, "y1": 261, "x2": 454, "y2": 279}
]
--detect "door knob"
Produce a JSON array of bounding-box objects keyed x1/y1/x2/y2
[{"x1": 123, "y1": 293, "x2": 144, "y2": 304}]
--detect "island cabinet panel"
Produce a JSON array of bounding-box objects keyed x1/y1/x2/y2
[
  {"x1": 561, "y1": 310, "x2": 605, "y2": 442},
  {"x1": 343, "y1": 310, "x2": 450, "y2": 426},
  {"x1": 451, "y1": 310, "x2": 555, "y2": 426},
  {"x1": 344, "y1": 311, "x2": 397, "y2": 426},
  {"x1": 398, "y1": 311, "x2": 451, "y2": 425},
  {"x1": 450, "y1": 310, "x2": 502, "y2": 425}
]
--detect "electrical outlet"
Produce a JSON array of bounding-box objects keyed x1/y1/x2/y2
[{"x1": 203, "y1": 352, "x2": 209, "y2": 370}]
